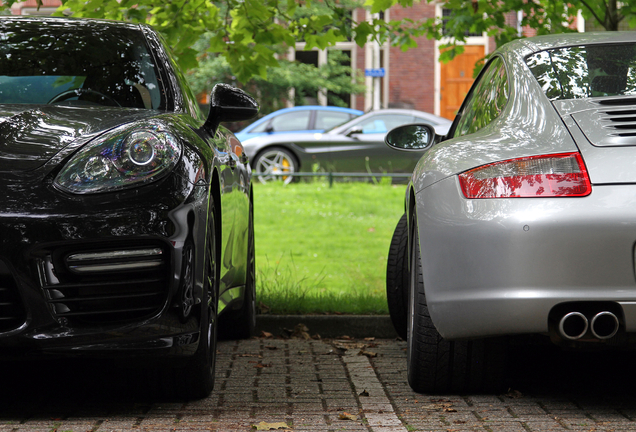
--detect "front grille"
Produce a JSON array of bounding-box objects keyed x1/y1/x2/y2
[
  {"x1": 40, "y1": 244, "x2": 171, "y2": 326},
  {"x1": 0, "y1": 261, "x2": 26, "y2": 332}
]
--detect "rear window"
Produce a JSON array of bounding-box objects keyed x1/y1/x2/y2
[{"x1": 526, "y1": 43, "x2": 636, "y2": 100}]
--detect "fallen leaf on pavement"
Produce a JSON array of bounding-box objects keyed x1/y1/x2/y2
[
  {"x1": 358, "y1": 349, "x2": 377, "y2": 358},
  {"x1": 252, "y1": 421, "x2": 290, "y2": 430},
  {"x1": 260, "y1": 331, "x2": 273, "y2": 338},
  {"x1": 419, "y1": 402, "x2": 455, "y2": 411},
  {"x1": 333, "y1": 342, "x2": 366, "y2": 351},
  {"x1": 291, "y1": 323, "x2": 311, "y2": 339},
  {"x1": 338, "y1": 412, "x2": 358, "y2": 421},
  {"x1": 506, "y1": 389, "x2": 523, "y2": 398}
]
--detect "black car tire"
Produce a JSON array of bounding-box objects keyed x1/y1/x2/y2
[
  {"x1": 407, "y1": 213, "x2": 507, "y2": 394},
  {"x1": 171, "y1": 204, "x2": 219, "y2": 399},
  {"x1": 254, "y1": 147, "x2": 297, "y2": 184},
  {"x1": 219, "y1": 200, "x2": 256, "y2": 340},
  {"x1": 386, "y1": 213, "x2": 409, "y2": 340}
]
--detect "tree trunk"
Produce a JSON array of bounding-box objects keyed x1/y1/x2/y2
[{"x1": 604, "y1": 0, "x2": 621, "y2": 31}]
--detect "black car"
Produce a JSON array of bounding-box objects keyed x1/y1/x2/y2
[{"x1": 0, "y1": 16, "x2": 258, "y2": 399}]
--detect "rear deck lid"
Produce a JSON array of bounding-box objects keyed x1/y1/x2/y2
[{"x1": 554, "y1": 97, "x2": 636, "y2": 184}]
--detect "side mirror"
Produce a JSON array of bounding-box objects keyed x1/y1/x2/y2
[
  {"x1": 346, "y1": 126, "x2": 363, "y2": 137},
  {"x1": 203, "y1": 83, "x2": 259, "y2": 133},
  {"x1": 385, "y1": 123, "x2": 436, "y2": 151}
]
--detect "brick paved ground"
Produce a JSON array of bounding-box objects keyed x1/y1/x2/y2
[{"x1": 1, "y1": 336, "x2": 636, "y2": 431}]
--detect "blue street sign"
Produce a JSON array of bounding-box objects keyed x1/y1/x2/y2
[{"x1": 365, "y1": 68, "x2": 385, "y2": 77}]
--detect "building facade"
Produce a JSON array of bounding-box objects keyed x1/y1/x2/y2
[{"x1": 9, "y1": 1, "x2": 584, "y2": 120}]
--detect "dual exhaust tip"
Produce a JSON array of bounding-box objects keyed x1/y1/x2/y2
[{"x1": 558, "y1": 311, "x2": 619, "y2": 341}]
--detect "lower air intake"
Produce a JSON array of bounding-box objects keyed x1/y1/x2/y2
[
  {"x1": 0, "y1": 261, "x2": 26, "y2": 332},
  {"x1": 40, "y1": 244, "x2": 170, "y2": 326}
]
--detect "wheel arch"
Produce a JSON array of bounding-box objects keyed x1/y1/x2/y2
[
  {"x1": 406, "y1": 184, "x2": 417, "y2": 272},
  {"x1": 209, "y1": 168, "x2": 222, "y2": 299}
]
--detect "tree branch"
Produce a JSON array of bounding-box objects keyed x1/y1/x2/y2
[{"x1": 577, "y1": 0, "x2": 605, "y2": 28}]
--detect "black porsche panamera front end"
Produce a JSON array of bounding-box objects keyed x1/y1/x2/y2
[
  {"x1": 0, "y1": 16, "x2": 259, "y2": 398},
  {"x1": 0, "y1": 142, "x2": 211, "y2": 359}
]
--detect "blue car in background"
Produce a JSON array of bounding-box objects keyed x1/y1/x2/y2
[{"x1": 235, "y1": 105, "x2": 363, "y2": 142}]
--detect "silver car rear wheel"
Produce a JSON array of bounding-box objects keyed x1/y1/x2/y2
[
  {"x1": 254, "y1": 147, "x2": 296, "y2": 184},
  {"x1": 387, "y1": 213, "x2": 409, "y2": 340},
  {"x1": 406, "y1": 212, "x2": 508, "y2": 394}
]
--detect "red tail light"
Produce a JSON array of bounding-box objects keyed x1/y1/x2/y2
[{"x1": 458, "y1": 152, "x2": 592, "y2": 198}]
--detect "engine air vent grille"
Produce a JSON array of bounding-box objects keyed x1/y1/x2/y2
[
  {"x1": 596, "y1": 98, "x2": 636, "y2": 106},
  {"x1": 573, "y1": 100, "x2": 636, "y2": 145}
]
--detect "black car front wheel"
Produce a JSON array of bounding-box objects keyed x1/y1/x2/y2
[
  {"x1": 172, "y1": 203, "x2": 219, "y2": 399},
  {"x1": 406, "y1": 212, "x2": 508, "y2": 394}
]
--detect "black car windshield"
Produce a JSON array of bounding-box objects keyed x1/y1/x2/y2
[
  {"x1": 0, "y1": 20, "x2": 164, "y2": 109},
  {"x1": 526, "y1": 43, "x2": 636, "y2": 100}
]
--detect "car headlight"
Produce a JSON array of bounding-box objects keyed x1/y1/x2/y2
[{"x1": 54, "y1": 122, "x2": 181, "y2": 194}]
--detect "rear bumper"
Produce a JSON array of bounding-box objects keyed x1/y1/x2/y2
[{"x1": 417, "y1": 178, "x2": 636, "y2": 340}]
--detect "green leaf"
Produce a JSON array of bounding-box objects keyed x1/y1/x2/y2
[
  {"x1": 354, "y1": 21, "x2": 373, "y2": 46},
  {"x1": 365, "y1": 0, "x2": 396, "y2": 14}
]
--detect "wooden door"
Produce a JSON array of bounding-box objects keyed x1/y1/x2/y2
[{"x1": 440, "y1": 45, "x2": 485, "y2": 120}]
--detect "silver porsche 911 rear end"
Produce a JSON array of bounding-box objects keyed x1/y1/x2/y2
[{"x1": 386, "y1": 31, "x2": 636, "y2": 394}]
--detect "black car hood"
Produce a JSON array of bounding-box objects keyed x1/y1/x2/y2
[{"x1": 0, "y1": 105, "x2": 157, "y2": 172}]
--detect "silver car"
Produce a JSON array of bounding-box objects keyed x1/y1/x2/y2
[
  {"x1": 385, "y1": 32, "x2": 636, "y2": 394},
  {"x1": 241, "y1": 108, "x2": 451, "y2": 183}
]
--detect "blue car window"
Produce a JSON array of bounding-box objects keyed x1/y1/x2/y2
[
  {"x1": 268, "y1": 110, "x2": 311, "y2": 132},
  {"x1": 315, "y1": 111, "x2": 353, "y2": 130},
  {"x1": 250, "y1": 120, "x2": 270, "y2": 133}
]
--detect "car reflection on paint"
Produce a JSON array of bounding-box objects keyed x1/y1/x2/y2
[
  {"x1": 241, "y1": 108, "x2": 452, "y2": 183},
  {"x1": 0, "y1": 16, "x2": 258, "y2": 399},
  {"x1": 385, "y1": 32, "x2": 636, "y2": 394}
]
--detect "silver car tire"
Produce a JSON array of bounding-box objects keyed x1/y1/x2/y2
[
  {"x1": 406, "y1": 212, "x2": 508, "y2": 394},
  {"x1": 386, "y1": 213, "x2": 409, "y2": 340},
  {"x1": 254, "y1": 147, "x2": 297, "y2": 184}
]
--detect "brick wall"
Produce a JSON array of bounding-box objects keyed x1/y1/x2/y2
[
  {"x1": 386, "y1": 2, "x2": 437, "y2": 113},
  {"x1": 354, "y1": 3, "x2": 437, "y2": 113}
]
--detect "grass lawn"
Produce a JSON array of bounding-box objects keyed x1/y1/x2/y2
[{"x1": 253, "y1": 180, "x2": 406, "y2": 314}]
